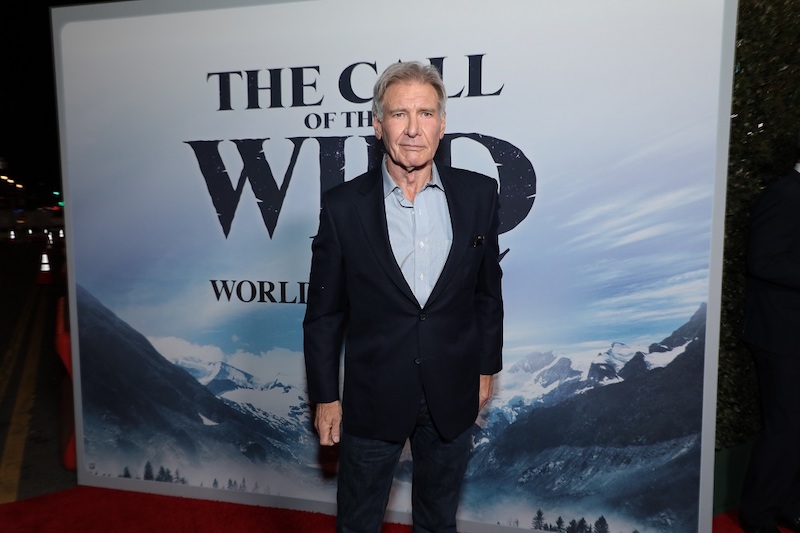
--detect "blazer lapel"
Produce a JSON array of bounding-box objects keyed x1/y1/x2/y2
[
  {"x1": 425, "y1": 168, "x2": 470, "y2": 308},
  {"x1": 354, "y1": 169, "x2": 419, "y2": 305}
]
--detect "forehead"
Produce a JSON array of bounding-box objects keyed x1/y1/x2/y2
[{"x1": 383, "y1": 81, "x2": 440, "y2": 109}]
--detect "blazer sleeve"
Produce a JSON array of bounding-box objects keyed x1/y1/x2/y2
[
  {"x1": 303, "y1": 192, "x2": 348, "y2": 404},
  {"x1": 475, "y1": 183, "x2": 504, "y2": 375}
]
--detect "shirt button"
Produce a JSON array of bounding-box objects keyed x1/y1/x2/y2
[
  {"x1": 414, "y1": 357, "x2": 422, "y2": 365},
  {"x1": 419, "y1": 313, "x2": 427, "y2": 321}
]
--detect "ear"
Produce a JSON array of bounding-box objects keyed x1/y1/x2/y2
[
  {"x1": 374, "y1": 116, "x2": 383, "y2": 140},
  {"x1": 439, "y1": 113, "x2": 446, "y2": 139}
]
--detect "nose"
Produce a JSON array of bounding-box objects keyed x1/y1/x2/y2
[{"x1": 405, "y1": 115, "x2": 419, "y2": 137}]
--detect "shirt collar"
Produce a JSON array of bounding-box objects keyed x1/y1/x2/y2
[{"x1": 381, "y1": 155, "x2": 443, "y2": 199}]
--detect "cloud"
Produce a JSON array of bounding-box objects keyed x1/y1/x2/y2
[
  {"x1": 148, "y1": 336, "x2": 306, "y2": 383},
  {"x1": 148, "y1": 336, "x2": 225, "y2": 365}
]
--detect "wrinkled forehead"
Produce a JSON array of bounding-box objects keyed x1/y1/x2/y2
[{"x1": 384, "y1": 81, "x2": 443, "y2": 111}]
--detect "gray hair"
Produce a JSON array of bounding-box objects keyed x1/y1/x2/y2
[{"x1": 372, "y1": 61, "x2": 447, "y2": 121}]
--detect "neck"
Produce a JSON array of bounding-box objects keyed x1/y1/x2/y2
[{"x1": 387, "y1": 160, "x2": 432, "y2": 202}]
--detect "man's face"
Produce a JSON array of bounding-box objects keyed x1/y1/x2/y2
[{"x1": 374, "y1": 81, "x2": 446, "y2": 176}]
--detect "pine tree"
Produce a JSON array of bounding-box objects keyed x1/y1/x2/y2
[
  {"x1": 143, "y1": 461, "x2": 154, "y2": 481},
  {"x1": 577, "y1": 517, "x2": 588, "y2": 533},
  {"x1": 594, "y1": 516, "x2": 609, "y2": 533},
  {"x1": 532, "y1": 509, "x2": 545, "y2": 530},
  {"x1": 567, "y1": 519, "x2": 578, "y2": 533},
  {"x1": 121, "y1": 466, "x2": 132, "y2": 478},
  {"x1": 212, "y1": 478, "x2": 219, "y2": 489},
  {"x1": 156, "y1": 466, "x2": 173, "y2": 482},
  {"x1": 556, "y1": 516, "x2": 565, "y2": 532}
]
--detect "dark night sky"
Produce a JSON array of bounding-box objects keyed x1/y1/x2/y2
[{"x1": 0, "y1": 1, "x2": 108, "y2": 207}]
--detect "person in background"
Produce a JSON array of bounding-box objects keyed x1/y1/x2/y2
[
  {"x1": 740, "y1": 152, "x2": 800, "y2": 533},
  {"x1": 303, "y1": 61, "x2": 504, "y2": 532}
]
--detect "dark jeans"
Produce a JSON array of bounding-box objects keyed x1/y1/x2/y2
[
  {"x1": 740, "y1": 345, "x2": 800, "y2": 527},
  {"x1": 336, "y1": 396, "x2": 472, "y2": 533}
]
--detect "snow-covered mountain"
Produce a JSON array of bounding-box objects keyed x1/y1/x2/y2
[
  {"x1": 486, "y1": 304, "x2": 705, "y2": 429},
  {"x1": 171, "y1": 358, "x2": 311, "y2": 450},
  {"x1": 464, "y1": 303, "x2": 708, "y2": 531},
  {"x1": 75, "y1": 278, "x2": 708, "y2": 531},
  {"x1": 75, "y1": 284, "x2": 314, "y2": 481}
]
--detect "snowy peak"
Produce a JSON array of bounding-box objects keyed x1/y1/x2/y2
[
  {"x1": 263, "y1": 378, "x2": 293, "y2": 393},
  {"x1": 187, "y1": 361, "x2": 259, "y2": 396},
  {"x1": 493, "y1": 304, "x2": 707, "y2": 420},
  {"x1": 537, "y1": 357, "x2": 581, "y2": 388},
  {"x1": 507, "y1": 351, "x2": 557, "y2": 375},
  {"x1": 171, "y1": 356, "x2": 309, "y2": 438},
  {"x1": 588, "y1": 344, "x2": 649, "y2": 383},
  {"x1": 174, "y1": 359, "x2": 300, "y2": 403},
  {"x1": 650, "y1": 302, "x2": 707, "y2": 353},
  {"x1": 170, "y1": 359, "x2": 256, "y2": 388},
  {"x1": 597, "y1": 341, "x2": 640, "y2": 369}
]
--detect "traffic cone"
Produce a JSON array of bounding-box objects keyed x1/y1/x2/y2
[
  {"x1": 62, "y1": 432, "x2": 76, "y2": 471},
  {"x1": 55, "y1": 297, "x2": 72, "y2": 376},
  {"x1": 55, "y1": 296, "x2": 76, "y2": 470},
  {"x1": 37, "y1": 251, "x2": 53, "y2": 285}
]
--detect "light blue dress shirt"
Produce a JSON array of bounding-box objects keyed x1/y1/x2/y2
[{"x1": 382, "y1": 158, "x2": 453, "y2": 308}]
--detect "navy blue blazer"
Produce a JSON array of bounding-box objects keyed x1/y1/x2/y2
[
  {"x1": 303, "y1": 165, "x2": 503, "y2": 442},
  {"x1": 742, "y1": 169, "x2": 800, "y2": 354}
]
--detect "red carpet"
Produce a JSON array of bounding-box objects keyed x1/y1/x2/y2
[
  {"x1": 713, "y1": 510, "x2": 746, "y2": 532},
  {"x1": 0, "y1": 485, "x2": 412, "y2": 532},
  {"x1": 2, "y1": 485, "x2": 791, "y2": 532},
  {"x1": 711, "y1": 509, "x2": 797, "y2": 532}
]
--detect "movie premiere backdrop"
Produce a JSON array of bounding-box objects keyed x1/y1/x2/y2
[{"x1": 52, "y1": 0, "x2": 736, "y2": 530}]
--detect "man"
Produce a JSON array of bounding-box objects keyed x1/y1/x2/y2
[
  {"x1": 303, "y1": 61, "x2": 503, "y2": 532},
  {"x1": 740, "y1": 157, "x2": 800, "y2": 533}
]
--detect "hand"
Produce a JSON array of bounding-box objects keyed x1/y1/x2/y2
[
  {"x1": 479, "y1": 374, "x2": 494, "y2": 411},
  {"x1": 314, "y1": 400, "x2": 342, "y2": 446}
]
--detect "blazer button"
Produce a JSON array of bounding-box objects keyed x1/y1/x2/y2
[
  {"x1": 419, "y1": 313, "x2": 427, "y2": 321},
  {"x1": 414, "y1": 357, "x2": 422, "y2": 365}
]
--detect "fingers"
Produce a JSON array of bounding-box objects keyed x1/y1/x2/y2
[
  {"x1": 314, "y1": 401, "x2": 342, "y2": 446},
  {"x1": 478, "y1": 374, "x2": 494, "y2": 410}
]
